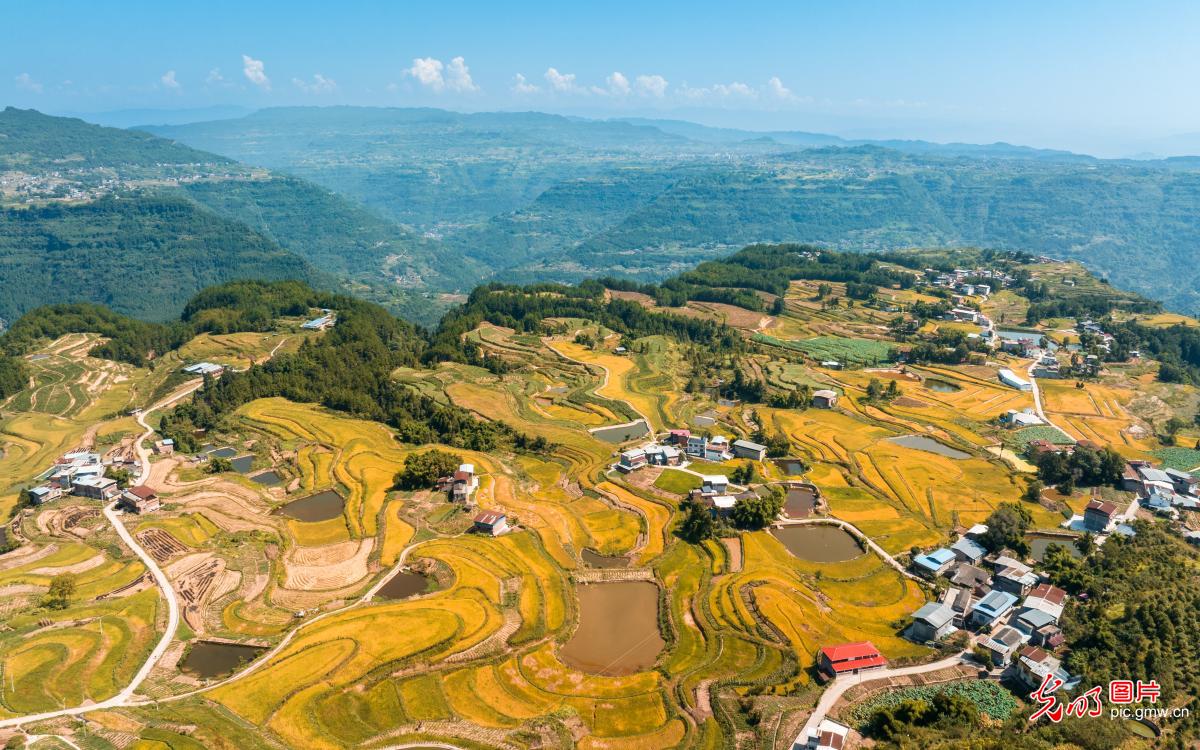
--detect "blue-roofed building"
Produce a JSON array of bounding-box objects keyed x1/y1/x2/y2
[
  {"x1": 912, "y1": 548, "x2": 955, "y2": 577},
  {"x1": 301, "y1": 313, "x2": 336, "y2": 330},
  {"x1": 951, "y1": 536, "x2": 987, "y2": 564},
  {"x1": 970, "y1": 590, "x2": 1018, "y2": 628}
]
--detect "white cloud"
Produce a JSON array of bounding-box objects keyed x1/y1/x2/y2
[
  {"x1": 635, "y1": 74, "x2": 668, "y2": 98},
  {"x1": 605, "y1": 71, "x2": 631, "y2": 96},
  {"x1": 766, "y1": 76, "x2": 793, "y2": 100},
  {"x1": 713, "y1": 81, "x2": 757, "y2": 98},
  {"x1": 511, "y1": 73, "x2": 539, "y2": 94},
  {"x1": 406, "y1": 56, "x2": 477, "y2": 93},
  {"x1": 14, "y1": 72, "x2": 42, "y2": 93},
  {"x1": 544, "y1": 67, "x2": 578, "y2": 93},
  {"x1": 160, "y1": 70, "x2": 181, "y2": 91},
  {"x1": 242, "y1": 54, "x2": 270, "y2": 90},
  {"x1": 407, "y1": 57, "x2": 444, "y2": 89},
  {"x1": 206, "y1": 68, "x2": 226, "y2": 85},
  {"x1": 445, "y1": 56, "x2": 478, "y2": 92},
  {"x1": 292, "y1": 73, "x2": 338, "y2": 94}
]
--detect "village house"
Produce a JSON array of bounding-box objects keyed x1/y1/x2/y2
[
  {"x1": 451, "y1": 464, "x2": 478, "y2": 503},
  {"x1": 1021, "y1": 583, "x2": 1067, "y2": 624},
  {"x1": 700, "y1": 475, "x2": 729, "y2": 496},
  {"x1": 301, "y1": 312, "x2": 336, "y2": 330},
  {"x1": 793, "y1": 718, "x2": 850, "y2": 750},
  {"x1": 617, "y1": 448, "x2": 648, "y2": 473},
  {"x1": 706, "y1": 494, "x2": 736, "y2": 518},
  {"x1": 472, "y1": 510, "x2": 508, "y2": 536},
  {"x1": 912, "y1": 548, "x2": 955, "y2": 577},
  {"x1": 817, "y1": 641, "x2": 887, "y2": 678},
  {"x1": 121, "y1": 485, "x2": 160, "y2": 514},
  {"x1": 997, "y1": 368, "x2": 1032, "y2": 392},
  {"x1": 949, "y1": 587, "x2": 975, "y2": 627},
  {"x1": 950, "y1": 563, "x2": 992, "y2": 596},
  {"x1": 731, "y1": 439, "x2": 767, "y2": 461},
  {"x1": 642, "y1": 443, "x2": 681, "y2": 467},
  {"x1": 685, "y1": 434, "x2": 708, "y2": 458},
  {"x1": 970, "y1": 589, "x2": 1018, "y2": 629},
  {"x1": 1015, "y1": 645, "x2": 1077, "y2": 692},
  {"x1": 993, "y1": 559, "x2": 1038, "y2": 598},
  {"x1": 981, "y1": 625, "x2": 1027, "y2": 666},
  {"x1": 182, "y1": 362, "x2": 224, "y2": 377},
  {"x1": 72, "y1": 475, "x2": 119, "y2": 501},
  {"x1": 999, "y1": 409, "x2": 1044, "y2": 428},
  {"x1": 812, "y1": 389, "x2": 839, "y2": 409},
  {"x1": 667, "y1": 429, "x2": 691, "y2": 446},
  {"x1": 153, "y1": 438, "x2": 175, "y2": 455},
  {"x1": 28, "y1": 485, "x2": 63, "y2": 504},
  {"x1": 950, "y1": 535, "x2": 987, "y2": 565},
  {"x1": 909, "y1": 601, "x2": 955, "y2": 642},
  {"x1": 1083, "y1": 499, "x2": 1118, "y2": 532}
]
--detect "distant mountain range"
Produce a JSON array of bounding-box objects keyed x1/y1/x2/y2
[
  {"x1": 144, "y1": 106, "x2": 1200, "y2": 315},
  {"x1": 7, "y1": 104, "x2": 1200, "y2": 323}
]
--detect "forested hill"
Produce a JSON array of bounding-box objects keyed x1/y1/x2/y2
[
  {"x1": 0, "y1": 196, "x2": 323, "y2": 322},
  {"x1": 0, "y1": 106, "x2": 225, "y2": 169},
  {"x1": 0, "y1": 109, "x2": 470, "y2": 325}
]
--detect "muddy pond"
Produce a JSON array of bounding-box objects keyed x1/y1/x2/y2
[
  {"x1": 591, "y1": 420, "x2": 649, "y2": 444},
  {"x1": 770, "y1": 525, "x2": 863, "y2": 562},
  {"x1": 782, "y1": 486, "x2": 818, "y2": 518},
  {"x1": 1027, "y1": 534, "x2": 1083, "y2": 563},
  {"x1": 180, "y1": 641, "x2": 266, "y2": 679},
  {"x1": 581, "y1": 549, "x2": 629, "y2": 568},
  {"x1": 273, "y1": 489, "x2": 345, "y2": 522},
  {"x1": 251, "y1": 470, "x2": 283, "y2": 486},
  {"x1": 559, "y1": 581, "x2": 665, "y2": 676},
  {"x1": 773, "y1": 459, "x2": 806, "y2": 476},
  {"x1": 923, "y1": 379, "x2": 962, "y2": 393},
  {"x1": 887, "y1": 435, "x2": 970, "y2": 460},
  {"x1": 377, "y1": 570, "x2": 433, "y2": 600}
]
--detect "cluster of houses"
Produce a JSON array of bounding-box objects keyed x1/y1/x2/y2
[
  {"x1": 435, "y1": 463, "x2": 479, "y2": 504},
  {"x1": 929, "y1": 267, "x2": 1012, "y2": 294},
  {"x1": 615, "y1": 429, "x2": 769, "y2": 473},
  {"x1": 1124, "y1": 460, "x2": 1200, "y2": 518},
  {"x1": 26, "y1": 451, "x2": 159, "y2": 514},
  {"x1": 906, "y1": 524, "x2": 1080, "y2": 692}
]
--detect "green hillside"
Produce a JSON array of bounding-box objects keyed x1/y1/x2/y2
[
  {"x1": 0, "y1": 106, "x2": 224, "y2": 169},
  {"x1": 0, "y1": 195, "x2": 323, "y2": 322}
]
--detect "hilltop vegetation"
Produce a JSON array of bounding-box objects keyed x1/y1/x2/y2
[
  {"x1": 0, "y1": 106, "x2": 224, "y2": 169},
  {"x1": 0, "y1": 194, "x2": 323, "y2": 322}
]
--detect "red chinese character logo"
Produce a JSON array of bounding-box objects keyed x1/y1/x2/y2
[
  {"x1": 1136, "y1": 680, "x2": 1161, "y2": 704},
  {"x1": 1029, "y1": 673, "x2": 1065, "y2": 723},
  {"x1": 1109, "y1": 679, "x2": 1135, "y2": 704},
  {"x1": 1065, "y1": 685, "x2": 1103, "y2": 718}
]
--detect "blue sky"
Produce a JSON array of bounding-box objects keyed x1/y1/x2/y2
[{"x1": 3, "y1": 0, "x2": 1198, "y2": 155}]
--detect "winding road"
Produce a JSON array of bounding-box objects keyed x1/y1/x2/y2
[{"x1": 0, "y1": 380, "x2": 201, "y2": 730}]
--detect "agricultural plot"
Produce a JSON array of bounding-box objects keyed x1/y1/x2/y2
[
  {"x1": 1038, "y1": 380, "x2": 1156, "y2": 457},
  {"x1": 754, "y1": 334, "x2": 894, "y2": 367}
]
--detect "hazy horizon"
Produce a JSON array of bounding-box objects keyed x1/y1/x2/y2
[{"x1": 4, "y1": 1, "x2": 1200, "y2": 158}]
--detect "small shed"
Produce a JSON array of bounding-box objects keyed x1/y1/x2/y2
[
  {"x1": 812, "y1": 389, "x2": 839, "y2": 409},
  {"x1": 473, "y1": 510, "x2": 509, "y2": 536}
]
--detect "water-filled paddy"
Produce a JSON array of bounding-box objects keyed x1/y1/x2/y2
[
  {"x1": 924, "y1": 379, "x2": 962, "y2": 393},
  {"x1": 251, "y1": 470, "x2": 283, "y2": 486},
  {"x1": 179, "y1": 641, "x2": 266, "y2": 679},
  {"x1": 887, "y1": 435, "x2": 970, "y2": 459},
  {"x1": 559, "y1": 581, "x2": 664, "y2": 676},
  {"x1": 581, "y1": 549, "x2": 629, "y2": 568},
  {"x1": 377, "y1": 570, "x2": 432, "y2": 600},
  {"x1": 591, "y1": 420, "x2": 649, "y2": 444},
  {"x1": 770, "y1": 525, "x2": 863, "y2": 562},
  {"x1": 273, "y1": 489, "x2": 345, "y2": 522}
]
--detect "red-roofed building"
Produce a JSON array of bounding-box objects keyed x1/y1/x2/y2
[
  {"x1": 121, "y1": 485, "x2": 160, "y2": 514},
  {"x1": 668, "y1": 429, "x2": 691, "y2": 446},
  {"x1": 1084, "y1": 499, "x2": 1118, "y2": 532},
  {"x1": 818, "y1": 641, "x2": 886, "y2": 678}
]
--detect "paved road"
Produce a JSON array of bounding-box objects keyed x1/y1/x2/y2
[
  {"x1": 795, "y1": 652, "x2": 971, "y2": 745},
  {"x1": 1026, "y1": 360, "x2": 1071, "y2": 437},
  {"x1": 0, "y1": 380, "x2": 201, "y2": 730}
]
